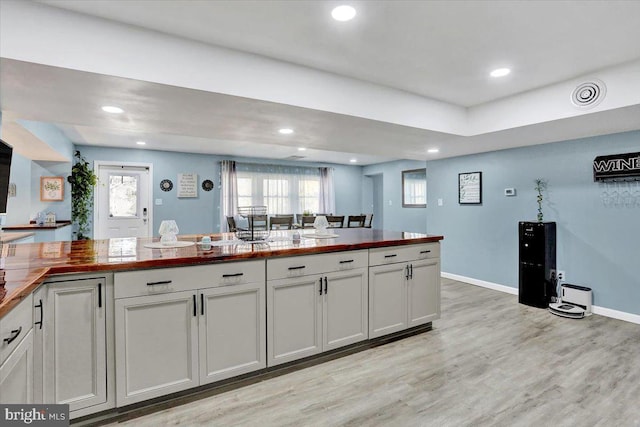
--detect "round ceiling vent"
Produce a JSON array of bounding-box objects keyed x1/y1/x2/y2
[{"x1": 571, "y1": 79, "x2": 606, "y2": 109}]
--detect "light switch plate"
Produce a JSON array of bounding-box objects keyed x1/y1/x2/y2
[
  {"x1": 155, "y1": 198, "x2": 163, "y2": 205},
  {"x1": 504, "y1": 188, "x2": 516, "y2": 196},
  {"x1": 437, "y1": 198, "x2": 443, "y2": 206}
]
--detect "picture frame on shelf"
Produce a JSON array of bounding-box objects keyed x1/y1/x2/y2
[
  {"x1": 458, "y1": 172, "x2": 482, "y2": 204},
  {"x1": 40, "y1": 176, "x2": 64, "y2": 201}
]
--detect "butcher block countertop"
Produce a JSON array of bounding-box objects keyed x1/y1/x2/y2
[{"x1": 0, "y1": 228, "x2": 443, "y2": 318}]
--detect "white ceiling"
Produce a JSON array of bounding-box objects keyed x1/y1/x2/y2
[{"x1": 1, "y1": 1, "x2": 639, "y2": 165}]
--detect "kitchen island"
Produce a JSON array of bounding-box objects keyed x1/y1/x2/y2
[{"x1": 0, "y1": 229, "x2": 443, "y2": 420}]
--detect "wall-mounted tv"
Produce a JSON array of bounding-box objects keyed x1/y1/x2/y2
[{"x1": 0, "y1": 139, "x2": 13, "y2": 214}]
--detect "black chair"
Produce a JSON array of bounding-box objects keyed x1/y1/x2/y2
[
  {"x1": 270, "y1": 216, "x2": 293, "y2": 230},
  {"x1": 226, "y1": 216, "x2": 237, "y2": 232},
  {"x1": 362, "y1": 213, "x2": 374, "y2": 228},
  {"x1": 301, "y1": 216, "x2": 316, "y2": 229},
  {"x1": 347, "y1": 215, "x2": 366, "y2": 228},
  {"x1": 326, "y1": 215, "x2": 345, "y2": 228}
]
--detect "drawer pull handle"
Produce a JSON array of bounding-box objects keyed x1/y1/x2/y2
[
  {"x1": 339, "y1": 260, "x2": 354, "y2": 264},
  {"x1": 420, "y1": 250, "x2": 431, "y2": 254},
  {"x1": 35, "y1": 299, "x2": 44, "y2": 329},
  {"x1": 3, "y1": 326, "x2": 22, "y2": 345},
  {"x1": 384, "y1": 254, "x2": 397, "y2": 258},
  {"x1": 222, "y1": 273, "x2": 244, "y2": 278},
  {"x1": 147, "y1": 280, "x2": 172, "y2": 286},
  {"x1": 288, "y1": 266, "x2": 306, "y2": 270}
]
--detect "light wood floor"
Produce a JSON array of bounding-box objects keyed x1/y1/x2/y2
[{"x1": 105, "y1": 279, "x2": 640, "y2": 426}]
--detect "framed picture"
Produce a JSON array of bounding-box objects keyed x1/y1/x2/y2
[
  {"x1": 458, "y1": 172, "x2": 482, "y2": 204},
  {"x1": 40, "y1": 176, "x2": 64, "y2": 201}
]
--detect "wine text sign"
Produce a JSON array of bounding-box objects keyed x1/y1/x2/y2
[{"x1": 177, "y1": 173, "x2": 198, "y2": 198}]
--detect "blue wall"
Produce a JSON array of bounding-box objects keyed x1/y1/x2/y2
[
  {"x1": 76, "y1": 146, "x2": 364, "y2": 236},
  {"x1": 426, "y1": 130, "x2": 640, "y2": 315},
  {"x1": 363, "y1": 159, "x2": 427, "y2": 233}
]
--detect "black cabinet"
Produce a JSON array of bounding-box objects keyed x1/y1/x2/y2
[{"x1": 518, "y1": 222, "x2": 556, "y2": 308}]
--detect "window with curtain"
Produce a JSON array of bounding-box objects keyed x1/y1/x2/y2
[{"x1": 235, "y1": 163, "x2": 332, "y2": 215}]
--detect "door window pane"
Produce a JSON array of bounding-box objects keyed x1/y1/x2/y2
[{"x1": 109, "y1": 174, "x2": 138, "y2": 217}]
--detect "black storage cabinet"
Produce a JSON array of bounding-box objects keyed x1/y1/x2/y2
[{"x1": 518, "y1": 221, "x2": 556, "y2": 308}]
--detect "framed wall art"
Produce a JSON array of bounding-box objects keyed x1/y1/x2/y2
[
  {"x1": 458, "y1": 172, "x2": 482, "y2": 204},
  {"x1": 40, "y1": 176, "x2": 64, "y2": 201}
]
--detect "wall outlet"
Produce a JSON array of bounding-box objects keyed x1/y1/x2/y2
[
  {"x1": 557, "y1": 270, "x2": 565, "y2": 281},
  {"x1": 437, "y1": 198, "x2": 443, "y2": 206},
  {"x1": 155, "y1": 198, "x2": 163, "y2": 206}
]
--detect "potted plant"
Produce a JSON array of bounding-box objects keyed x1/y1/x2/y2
[
  {"x1": 534, "y1": 178, "x2": 547, "y2": 222},
  {"x1": 67, "y1": 151, "x2": 98, "y2": 239}
]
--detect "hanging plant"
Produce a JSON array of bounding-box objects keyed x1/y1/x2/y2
[
  {"x1": 534, "y1": 178, "x2": 547, "y2": 222},
  {"x1": 67, "y1": 151, "x2": 98, "y2": 240}
]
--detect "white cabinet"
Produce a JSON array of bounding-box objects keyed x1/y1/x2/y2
[
  {"x1": 115, "y1": 291, "x2": 199, "y2": 406},
  {"x1": 43, "y1": 276, "x2": 110, "y2": 414},
  {"x1": 0, "y1": 329, "x2": 34, "y2": 403},
  {"x1": 267, "y1": 250, "x2": 368, "y2": 366},
  {"x1": 114, "y1": 261, "x2": 266, "y2": 406},
  {"x1": 369, "y1": 243, "x2": 440, "y2": 339},
  {"x1": 0, "y1": 295, "x2": 34, "y2": 404}
]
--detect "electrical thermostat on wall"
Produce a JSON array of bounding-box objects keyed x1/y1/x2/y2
[{"x1": 504, "y1": 188, "x2": 516, "y2": 196}]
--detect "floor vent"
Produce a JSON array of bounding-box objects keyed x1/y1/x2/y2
[{"x1": 571, "y1": 79, "x2": 606, "y2": 109}]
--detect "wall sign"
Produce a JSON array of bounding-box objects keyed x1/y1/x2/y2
[
  {"x1": 178, "y1": 173, "x2": 198, "y2": 198},
  {"x1": 459, "y1": 172, "x2": 482, "y2": 204},
  {"x1": 40, "y1": 176, "x2": 64, "y2": 201},
  {"x1": 593, "y1": 152, "x2": 640, "y2": 181}
]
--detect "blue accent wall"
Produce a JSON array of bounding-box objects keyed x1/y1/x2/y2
[
  {"x1": 363, "y1": 159, "x2": 427, "y2": 233},
  {"x1": 426, "y1": 130, "x2": 640, "y2": 315},
  {"x1": 75, "y1": 146, "x2": 364, "y2": 236}
]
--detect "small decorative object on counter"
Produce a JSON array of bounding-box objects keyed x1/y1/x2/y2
[
  {"x1": 236, "y1": 206, "x2": 270, "y2": 241},
  {"x1": 313, "y1": 215, "x2": 329, "y2": 235},
  {"x1": 45, "y1": 212, "x2": 56, "y2": 224},
  {"x1": 36, "y1": 212, "x2": 45, "y2": 226},
  {"x1": 292, "y1": 231, "x2": 301, "y2": 244},
  {"x1": 158, "y1": 220, "x2": 179, "y2": 245}
]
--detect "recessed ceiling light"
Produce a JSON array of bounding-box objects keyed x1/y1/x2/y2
[
  {"x1": 427, "y1": 148, "x2": 439, "y2": 153},
  {"x1": 136, "y1": 141, "x2": 146, "y2": 145},
  {"x1": 332, "y1": 5, "x2": 356, "y2": 21},
  {"x1": 298, "y1": 147, "x2": 307, "y2": 151},
  {"x1": 349, "y1": 158, "x2": 358, "y2": 163},
  {"x1": 101, "y1": 105, "x2": 124, "y2": 114},
  {"x1": 279, "y1": 128, "x2": 294, "y2": 135},
  {"x1": 490, "y1": 68, "x2": 511, "y2": 78}
]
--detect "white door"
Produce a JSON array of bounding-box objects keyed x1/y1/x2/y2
[{"x1": 95, "y1": 163, "x2": 152, "y2": 239}]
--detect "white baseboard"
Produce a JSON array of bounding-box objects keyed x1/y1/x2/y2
[
  {"x1": 441, "y1": 272, "x2": 640, "y2": 325},
  {"x1": 441, "y1": 272, "x2": 518, "y2": 295}
]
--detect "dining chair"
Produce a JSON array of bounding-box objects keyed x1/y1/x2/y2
[
  {"x1": 301, "y1": 215, "x2": 316, "y2": 229},
  {"x1": 326, "y1": 215, "x2": 345, "y2": 228},
  {"x1": 226, "y1": 216, "x2": 237, "y2": 232},
  {"x1": 270, "y1": 216, "x2": 293, "y2": 230},
  {"x1": 347, "y1": 215, "x2": 366, "y2": 228},
  {"x1": 249, "y1": 215, "x2": 268, "y2": 230},
  {"x1": 362, "y1": 213, "x2": 374, "y2": 228}
]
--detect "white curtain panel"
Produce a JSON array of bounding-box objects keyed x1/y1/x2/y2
[
  {"x1": 219, "y1": 160, "x2": 238, "y2": 232},
  {"x1": 319, "y1": 167, "x2": 335, "y2": 215}
]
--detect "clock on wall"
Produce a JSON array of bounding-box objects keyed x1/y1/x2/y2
[
  {"x1": 201, "y1": 179, "x2": 214, "y2": 191},
  {"x1": 160, "y1": 179, "x2": 173, "y2": 192}
]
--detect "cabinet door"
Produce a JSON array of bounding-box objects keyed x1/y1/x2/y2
[
  {"x1": 369, "y1": 263, "x2": 407, "y2": 339},
  {"x1": 407, "y1": 259, "x2": 441, "y2": 328},
  {"x1": 32, "y1": 286, "x2": 46, "y2": 404},
  {"x1": 115, "y1": 291, "x2": 199, "y2": 406},
  {"x1": 44, "y1": 278, "x2": 106, "y2": 411},
  {"x1": 323, "y1": 268, "x2": 368, "y2": 351},
  {"x1": 0, "y1": 329, "x2": 33, "y2": 404},
  {"x1": 267, "y1": 276, "x2": 322, "y2": 366},
  {"x1": 199, "y1": 282, "x2": 266, "y2": 385}
]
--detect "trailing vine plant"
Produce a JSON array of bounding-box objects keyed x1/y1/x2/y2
[
  {"x1": 534, "y1": 178, "x2": 547, "y2": 222},
  {"x1": 67, "y1": 151, "x2": 98, "y2": 239}
]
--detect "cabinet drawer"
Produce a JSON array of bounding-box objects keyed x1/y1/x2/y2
[
  {"x1": 1, "y1": 294, "x2": 33, "y2": 365},
  {"x1": 267, "y1": 250, "x2": 368, "y2": 280},
  {"x1": 369, "y1": 243, "x2": 440, "y2": 266},
  {"x1": 115, "y1": 260, "x2": 265, "y2": 299}
]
